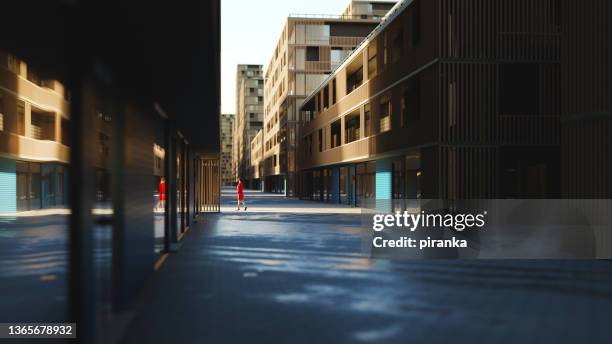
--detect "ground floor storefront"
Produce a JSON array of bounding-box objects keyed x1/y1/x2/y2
[
  {"x1": 0, "y1": 157, "x2": 69, "y2": 213},
  {"x1": 264, "y1": 174, "x2": 285, "y2": 194},
  {"x1": 299, "y1": 145, "x2": 561, "y2": 210}
]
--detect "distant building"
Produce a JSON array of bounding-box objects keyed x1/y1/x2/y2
[
  {"x1": 0, "y1": 51, "x2": 70, "y2": 212},
  {"x1": 220, "y1": 113, "x2": 234, "y2": 186},
  {"x1": 233, "y1": 65, "x2": 263, "y2": 186},
  {"x1": 262, "y1": 0, "x2": 396, "y2": 195}
]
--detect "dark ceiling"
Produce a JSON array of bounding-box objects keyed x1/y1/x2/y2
[{"x1": 0, "y1": 0, "x2": 220, "y2": 153}]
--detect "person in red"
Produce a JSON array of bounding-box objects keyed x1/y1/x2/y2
[
  {"x1": 236, "y1": 178, "x2": 247, "y2": 211},
  {"x1": 158, "y1": 177, "x2": 166, "y2": 210}
]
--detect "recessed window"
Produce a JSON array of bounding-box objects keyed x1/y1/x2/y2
[
  {"x1": 367, "y1": 42, "x2": 377, "y2": 78},
  {"x1": 331, "y1": 120, "x2": 341, "y2": 148},
  {"x1": 392, "y1": 31, "x2": 404, "y2": 63},
  {"x1": 402, "y1": 76, "x2": 421, "y2": 124},
  {"x1": 346, "y1": 55, "x2": 364, "y2": 94},
  {"x1": 345, "y1": 112, "x2": 360, "y2": 143},
  {"x1": 306, "y1": 47, "x2": 319, "y2": 62},
  {"x1": 318, "y1": 128, "x2": 323, "y2": 152},
  {"x1": 379, "y1": 96, "x2": 392, "y2": 133},
  {"x1": 364, "y1": 103, "x2": 371, "y2": 137},
  {"x1": 499, "y1": 63, "x2": 540, "y2": 115}
]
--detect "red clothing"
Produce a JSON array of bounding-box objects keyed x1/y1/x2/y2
[
  {"x1": 237, "y1": 181, "x2": 244, "y2": 200},
  {"x1": 159, "y1": 180, "x2": 166, "y2": 201}
]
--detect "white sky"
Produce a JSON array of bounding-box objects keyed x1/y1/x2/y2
[{"x1": 221, "y1": 0, "x2": 348, "y2": 114}]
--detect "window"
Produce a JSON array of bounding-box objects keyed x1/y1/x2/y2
[
  {"x1": 16, "y1": 100, "x2": 25, "y2": 136},
  {"x1": 499, "y1": 63, "x2": 540, "y2": 115},
  {"x1": 331, "y1": 120, "x2": 341, "y2": 148},
  {"x1": 306, "y1": 46, "x2": 319, "y2": 61},
  {"x1": 7, "y1": 54, "x2": 20, "y2": 74},
  {"x1": 411, "y1": 0, "x2": 421, "y2": 47},
  {"x1": 331, "y1": 48, "x2": 345, "y2": 69},
  {"x1": 379, "y1": 96, "x2": 392, "y2": 133},
  {"x1": 332, "y1": 79, "x2": 337, "y2": 104},
  {"x1": 345, "y1": 112, "x2": 360, "y2": 143},
  {"x1": 402, "y1": 76, "x2": 421, "y2": 123},
  {"x1": 367, "y1": 42, "x2": 377, "y2": 78},
  {"x1": 392, "y1": 31, "x2": 404, "y2": 63},
  {"x1": 318, "y1": 128, "x2": 323, "y2": 152},
  {"x1": 448, "y1": 81, "x2": 457, "y2": 127},
  {"x1": 383, "y1": 32, "x2": 388, "y2": 66},
  {"x1": 346, "y1": 53, "x2": 364, "y2": 94},
  {"x1": 346, "y1": 66, "x2": 363, "y2": 94},
  {"x1": 323, "y1": 85, "x2": 329, "y2": 110},
  {"x1": 364, "y1": 104, "x2": 371, "y2": 137}
]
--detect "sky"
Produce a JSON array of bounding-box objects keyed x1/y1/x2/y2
[{"x1": 221, "y1": 0, "x2": 348, "y2": 114}]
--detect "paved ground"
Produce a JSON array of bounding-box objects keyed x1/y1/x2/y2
[{"x1": 122, "y1": 189, "x2": 612, "y2": 344}]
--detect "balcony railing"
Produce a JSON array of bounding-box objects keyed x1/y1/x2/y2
[
  {"x1": 304, "y1": 61, "x2": 331, "y2": 72},
  {"x1": 330, "y1": 36, "x2": 365, "y2": 46}
]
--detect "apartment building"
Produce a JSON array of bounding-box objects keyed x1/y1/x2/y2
[
  {"x1": 262, "y1": 1, "x2": 396, "y2": 195},
  {"x1": 0, "y1": 52, "x2": 70, "y2": 213},
  {"x1": 220, "y1": 113, "x2": 234, "y2": 186},
  {"x1": 233, "y1": 64, "x2": 264, "y2": 186},
  {"x1": 298, "y1": 0, "x2": 564, "y2": 209}
]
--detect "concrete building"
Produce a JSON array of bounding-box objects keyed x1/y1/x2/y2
[
  {"x1": 262, "y1": 1, "x2": 396, "y2": 195},
  {"x1": 0, "y1": 51, "x2": 70, "y2": 213},
  {"x1": 233, "y1": 65, "x2": 264, "y2": 186},
  {"x1": 298, "y1": 0, "x2": 564, "y2": 209},
  {"x1": 220, "y1": 113, "x2": 234, "y2": 186}
]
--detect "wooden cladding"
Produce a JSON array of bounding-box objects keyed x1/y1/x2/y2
[
  {"x1": 439, "y1": 61, "x2": 560, "y2": 145},
  {"x1": 440, "y1": 0, "x2": 561, "y2": 61},
  {"x1": 198, "y1": 158, "x2": 220, "y2": 213},
  {"x1": 439, "y1": 146, "x2": 498, "y2": 199}
]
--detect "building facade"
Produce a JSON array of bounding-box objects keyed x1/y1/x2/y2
[
  {"x1": 262, "y1": 1, "x2": 396, "y2": 195},
  {"x1": 560, "y1": 0, "x2": 612, "y2": 198},
  {"x1": 233, "y1": 65, "x2": 264, "y2": 186},
  {"x1": 0, "y1": 51, "x2": 70, "y2": 213},
  {"x1": 298, "y1": 0, "x2": 564, "y2": 209},
  {"x1": 220, "y1": 113, "x2": 234, "y2": 186}
]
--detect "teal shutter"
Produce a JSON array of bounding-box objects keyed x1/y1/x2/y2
[{"x1": 0, "y1": 158, "x2": 16, "y2": 213}]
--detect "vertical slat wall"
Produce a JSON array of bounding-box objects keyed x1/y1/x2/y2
[
  {"x1": 200, "y1": 158, "x2": 220, "y2": 212},
  {"x1": 437, "y1": 0, "x2": 562, "y2": 199},
  {"x1": 561, "y1": 0, "x2": 612, "y2": 198}
]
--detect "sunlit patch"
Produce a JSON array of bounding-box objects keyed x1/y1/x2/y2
[
  {"x1": 40, "y1": 274, "x2": 57, "y2": 282},
  {"x1": 353, "y1": 323, "x2": 404, "y2": 342}
]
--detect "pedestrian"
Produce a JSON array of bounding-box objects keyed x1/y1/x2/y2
[
  {"x1": 236, "y1": 178, "x2": 247, "y2": 211},
  {"x1": 158, "y1": 177, "x2": 166, "y2": 210}
]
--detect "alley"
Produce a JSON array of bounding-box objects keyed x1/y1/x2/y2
[{"x1": 122, "y1": 189, "x2": 612, "y2": 343}]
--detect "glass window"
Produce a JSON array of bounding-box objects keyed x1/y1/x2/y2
[
  {"x1": 368, "y1": 43, "x2": 377, "y2": 78},
  {"x1": 379, "y1": 96, "x2": 392, "y2": 133},
  {"x1": 364, "y1": 104, "x2": 371, "y2": 137}
]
